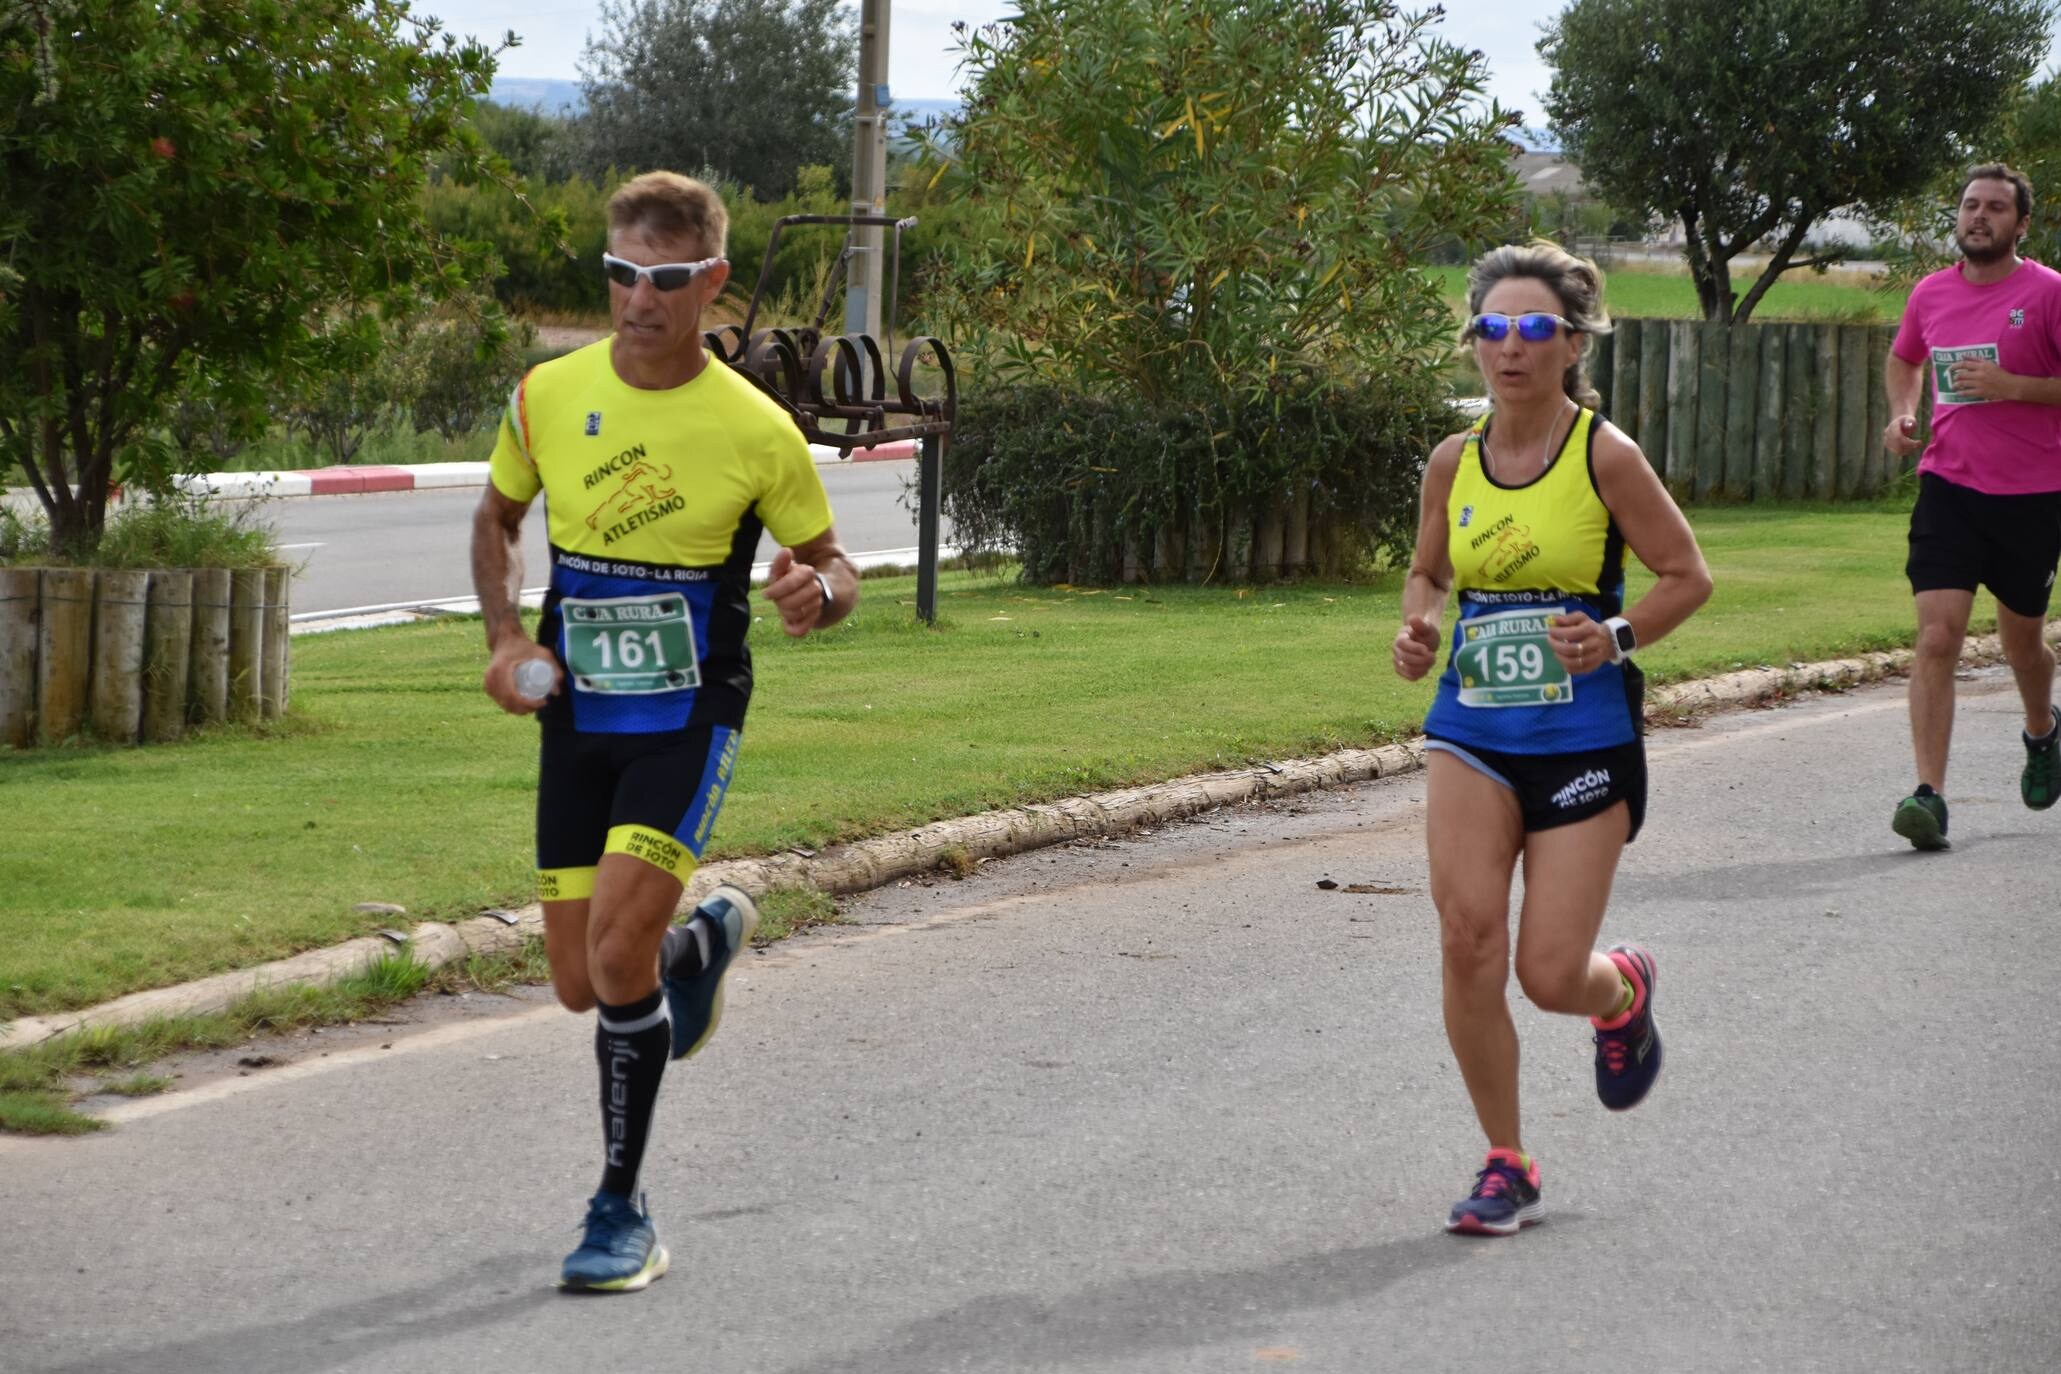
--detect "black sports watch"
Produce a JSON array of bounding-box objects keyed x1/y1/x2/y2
[{"x1": 1603, "y1": 616, "x2": 1637, "y2": 663}]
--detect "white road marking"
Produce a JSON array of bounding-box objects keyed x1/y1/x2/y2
[
  {"x1": 289, "y1": 546, "x2": 960, "y2": 626},
  {"x1": 0, "y1": 1008, "x2": 570, "y2": 1147},
  {"x1": 291, "y1": 587, "x2": 550, "y2": 623}
]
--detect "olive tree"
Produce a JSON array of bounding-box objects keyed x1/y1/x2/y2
[
  {"x1": 923, "y1": 0, "x2": 1520, "y2": 581},
  {"x1": 0, "y1": 0, "x2": 506, "y2": 554},
  {"x1": 1541, "y1": 0, "x2": 2052, "y2": 322},
  {"x1": 1883, "y1": 72, "x2": 2061, "y2": 284},
  {"x1": 576, "y1": 0, "x2": 855, "y2": 198}
]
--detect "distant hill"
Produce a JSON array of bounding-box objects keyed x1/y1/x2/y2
[
  {"x1": 890, "y1": 96, "x2": 960, "y2": 126},
  {"x1": 489, "y1": 77, "x2": 583, "y2": 113},
  {"x1": 485, "y1": 79, "x2": 960, "y2": 127}
]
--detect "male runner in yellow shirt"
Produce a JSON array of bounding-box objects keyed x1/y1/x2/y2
[{"x1": 470, "y1": 171, "x2": 857, "y2": 1292}]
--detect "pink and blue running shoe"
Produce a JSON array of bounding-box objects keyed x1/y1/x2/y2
[
  {"x1": 1446, "y1": 1149, "x2": 1544, "y2": 1235},
  {"x1": 1592, "y1": 943, "x2": 1662, "y2": 1111}
]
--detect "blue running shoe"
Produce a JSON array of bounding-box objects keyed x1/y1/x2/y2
[
  {"x1": 1592, "y1": 943, "x2": 1662, "y2": 1111},
  {"x1": 559, "y1": 1191, "x2": 668, "y2": 1293},
  {"x1": 1446, "y1": 1149, "x2": 1543, "y2": 1236},
  {"x1": 664, "y1": 884, "x2": 759, "y2": 1060}
]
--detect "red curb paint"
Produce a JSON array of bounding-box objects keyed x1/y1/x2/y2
[
  {"x1": 352, "y1": 466, "x2": 415, "y2": 493},
  {"x1": 845, "y1": 441, "x2": 918, "y2": 462},
  {"x1": 300, "y1": 466, "x2": 417, "y2": 494}
]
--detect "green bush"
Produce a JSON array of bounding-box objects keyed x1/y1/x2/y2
[
  {"x1": 945, "y1": 371, "x2": 1455, "y2": 583},
  {"x1": 420, "y1": 161, "x2": 974, "y2": 332},
  {"x1": 423, "y1": 175, "x2": 610, "y2": 316},
  {"x1": 397, "y1": 305, "x2": 536, "y2": 442},
  {"x1": 280, "y1": 292, "x2": 528, "y2": 463},
  {"x1": 0, "y1": 504, "x2": 41, "y2": 563},
  {"x1": 285, "y1": 320, "x2": 397, "y2": 466},
  {"x1": 1, "y1": 495, "x2": 275, "y2": 569}
]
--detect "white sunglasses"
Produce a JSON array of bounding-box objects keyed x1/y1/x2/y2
[{"x1": 600, "y1": 253, "x2": 725, "y2": 291}]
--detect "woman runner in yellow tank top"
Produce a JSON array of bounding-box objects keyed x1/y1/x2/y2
[{"x1": 1392, "y1": 242, "x2": 1713, "y2": 1236}]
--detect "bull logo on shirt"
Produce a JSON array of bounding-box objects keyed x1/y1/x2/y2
[
  {"x1": 1482, "y1": 522, "x2": 1542, "y2": 583},
  {"x1": 586, "y1": 458, "x2": 685, "y2": 544}
]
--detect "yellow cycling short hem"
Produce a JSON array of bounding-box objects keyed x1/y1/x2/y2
[
  {"x1": 601, "y1": 823, "x2": 700, "y2": 883},
  {"x1": 537, "y1": 866, "x2": 597, "y2": 903}
]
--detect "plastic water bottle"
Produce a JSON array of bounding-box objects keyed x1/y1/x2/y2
[{"x1": 513, "y1": 657, "x2": 555, "y2": 701}]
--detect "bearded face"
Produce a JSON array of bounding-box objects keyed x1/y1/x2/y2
[{"x1": 1956, "y1": 178, "x2": 2027, "y2": 265}]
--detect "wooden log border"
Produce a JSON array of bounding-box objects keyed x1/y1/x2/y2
[{"x1": 0, "y1": 565, "x2": 292, "y2": 749}]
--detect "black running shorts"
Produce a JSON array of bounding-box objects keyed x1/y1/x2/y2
[
  {"x1": 1424, "y1": 737, "x2": 1648, "y2": 843},
  {"x1": 1907, "y1": 471, "x2": 2061, "y2": 618},
  {"x1": 534, "y1": 723, "x2": 739, "y2": 901}
]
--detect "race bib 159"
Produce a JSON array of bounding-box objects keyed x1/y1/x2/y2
[{"x1": 1454, "y1": 606, "x2": 1573, "y2": 708}]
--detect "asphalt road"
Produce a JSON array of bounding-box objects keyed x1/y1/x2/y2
[
  {"x1": 264, "y1": 459, "x2": 945, "y2": 615},
  {"x1": 3, "y1": 670, "x2": 2057, "y2": 1372}
]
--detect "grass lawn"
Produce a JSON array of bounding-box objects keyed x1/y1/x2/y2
[
  {"x1": 0, "y1": 503, "x2": 1978, "y2": 1020},
  {"x1": 1426, "y1": 264, "x2": 1908, "y2": 324}
]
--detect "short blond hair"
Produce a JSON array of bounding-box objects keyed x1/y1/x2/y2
[{"x1": 606, "y1": 171, "x2": 729, "y2": 258}]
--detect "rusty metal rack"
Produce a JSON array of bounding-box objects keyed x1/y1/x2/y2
[{"x1": 705, "y1": 214, "x2": 956, "y2": 621}]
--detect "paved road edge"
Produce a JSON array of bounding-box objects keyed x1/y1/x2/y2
[
  {"x1": 2, "y1": 630, "x2": 2042, "y2": 1055},
  {"x1": 160, "y1": 441, "x2": 916, "y2": 502}
]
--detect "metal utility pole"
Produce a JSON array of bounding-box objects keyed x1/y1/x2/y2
[{"x1": 844, "y1": 0, "x2": 891, "y2": 343}]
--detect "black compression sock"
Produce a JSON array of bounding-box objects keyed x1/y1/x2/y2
[
  {"x1": 594, "y1": 988, "x2": 669, "y2": 1199},
  {"x1": 660, "y1": 916, "x2": 712, "y2": 978}
]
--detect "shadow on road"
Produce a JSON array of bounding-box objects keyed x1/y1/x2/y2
[
  {"x1": 33, "y1": 1255, "x2": 538, "y2": 1374},
  {"x1": 1605, "y1": 840, "x2": 2049, "y2": 903},
  {"x1": 773, "y1": 1220, "x2": 1588, "y2": 1374}
]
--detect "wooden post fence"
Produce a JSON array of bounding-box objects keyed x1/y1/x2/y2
[
  {"x1": 0, "y1": 568, "x2": 37, "y2": 748},
  {"x1": 1597, "y1": 318, "x2": 1915, "y2": 502},
  {"x1": 143, "y1": 571, "x2": 195, "y2": 745},
  {"x1": 90, "y1": 569, "x2": 150, "y2": 744},
  {"x1": 189, "y1": 567, "x2": 231, "y2": 725},
  {"x1": 36, "y1": 568, "x2": 94, "y2": 745},
  {"x1": 227, "y1": 567, "x2": 266, "y2": 724},
  {"x1": 0, "y1": 564, "x2": 291, "y2": 748}
]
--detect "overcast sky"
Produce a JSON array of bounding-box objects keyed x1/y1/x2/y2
[
  {"x1": 431, "y1": 1, "x2": 2061, "y2": 130},
  {"x1": 427, "y1": 1, "x2": 1593, "y2": 121}
]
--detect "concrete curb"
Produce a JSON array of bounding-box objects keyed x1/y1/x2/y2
[
  {"x1": 3, "y1": 626, "x2": 2050, "y2": 1055},
  {"x1": 159, "y1": 440, "x2": 914, "y2": 503},
  {"x1": 0, "y1": 912, "x2": 544, "y2": 1054}
]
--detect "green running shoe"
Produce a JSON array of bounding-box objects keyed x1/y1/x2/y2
[
  {"x1": 1892, "y1": 789, "x2": 1950, "y2": 851},
  {"x1": 2022, "y1": 705, "x2": 2060, "y2": 811}
]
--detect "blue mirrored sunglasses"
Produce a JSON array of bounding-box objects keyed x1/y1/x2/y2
[
  {"x1": 601, "y1": 253, "x2": 725, "y2": 291},
  {"x1": 1468, "y1": 312, "x2": 1577, "y2": 342}
]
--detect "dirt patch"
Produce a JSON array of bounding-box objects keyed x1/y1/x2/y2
[{"x1": 533, "y1": 324, "x2": 607, "y2": 353}]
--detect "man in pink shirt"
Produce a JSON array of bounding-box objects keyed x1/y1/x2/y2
[{"x1": 1885, "y1": 162, "x2": 2061, "y2": 850}]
